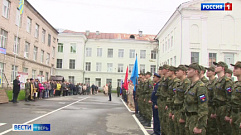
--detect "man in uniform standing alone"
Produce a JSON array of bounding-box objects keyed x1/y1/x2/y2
[{"x1": 108, "y1": 82, "x2": 112, "y2": 101}]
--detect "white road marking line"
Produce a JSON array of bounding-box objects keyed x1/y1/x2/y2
[
  {"x1": 132, "y1": 115, "x2": 149, "y2": 135},
  {"x1": 0, "y1": 123, "x2": 6, "y2": 127},
  {"x1": 0, "y1": 97, "x2": 89, "y2": 135},
  {"x1": 120, "y1": 98, "x2": 135, "y2": 113}
]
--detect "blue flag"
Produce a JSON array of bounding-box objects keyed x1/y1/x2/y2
[{"x1": 130, "y1": 55, "x2": 139, "y2": 91}]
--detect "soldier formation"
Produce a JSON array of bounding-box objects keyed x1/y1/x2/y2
[{"x1": 135, "y1": 61, "x2": 241, "y2": 135}]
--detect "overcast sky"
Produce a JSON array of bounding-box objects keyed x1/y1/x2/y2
[{"x1": 27, "y1": 0, "x2": 189, "y2": 35}]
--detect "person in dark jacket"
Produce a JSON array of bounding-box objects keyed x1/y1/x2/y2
[
  {"x1": 13, "y1": 76, "x2": 20, "y2": 103},
  {"x1": 117, "y1": 86, "x2": 120, "y2": 97},
  {"x1": 91, "y1": 84, "x2": 95, "y2": 95},
  {"x1": 108, "y1": 82, "x2": 112, "y2": 101}
]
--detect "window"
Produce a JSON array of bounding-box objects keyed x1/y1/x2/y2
[
  {"x1": 107, "y1": 63, "x2": 113, "y2": 72},
  {"x1": 70, "y1": 43, "x2": 76, "y2": 53},
  {"x1": 69, "y1": 59, "x2": 75, "y2": 69},
  {"x1": 162, "y1": 44, "x2": 164, "y2": 53},
  {"x1": 106, "y1": 79, "x2": 112, "y2": 84},
  {"x1": 26, "y1": 17, "x2": 32, "y2": 33},
  {"x1": 13, "y1": 36, "x2": 20, "y2": 54},
  {"x1": 53, "y1": 37, "x2": 56, "y2": 43},
  {"x1": 96, "y1": 78, "x2": 101, "y2": 87},
  {"x1": 97, "y1": 48, "x2": 102, "y2": 57},
  {"x1": 33, "y1": 46, "x2": 38, "y2": 61},
  {"x1": 118, "y1": 64, "x2": 124, "y2": 73},
  {"x1": 69, "y1": 76, "x2": 74, "y2": 84},
  {"x1": 41, "y1": 50, "x2": 44, "y2": 63},
  {"x1": 32, "y1": 70, "x2": 36, "y2": 79},
  {"x1": 174, "y1": 56, "x2": 176, "y2": 66},
  {"x1": 58, "y1": 43, "x2": 63, "y2": 52},
  {"x1": 191, "y1": 52, "x2": 199, "y2": 64},
  {"x1": 150, "y1": 65, "x2": 156, "y2": 73},
  {"x1": 165, "y1": 41, "x2": 167, "y2": 52},
  {"x1": 42, "y1": 29, "x2": 46, "y2": 43},
  {"x1": 129, "y1": 64, "x2": 134, "y2": 73},
  {"x1": 140, "y1": 50, "x2": 146, "y2": 59},
  {"x1": 35, "y1": 24, "x2": 39, "y2": 38},
  {"x1": 48, "y1": 34, "x2": 51, "y2": 46},
  {"x1": 86, "y1": 62, "x2": 91, "y2": 71},
  {"x1": 11, "y1": 65, "x2": 18, "y2": 82},
  {"x1": 117, "y1": 79, "x2": 122, "y2": 87},
  {"x1": 46, "y1": 72, "x2": 49, "y2": 81},
  {"x1": 209, "y1": 53, "x2": 217, "y2": 66},
  {"x1": 168, "y1": 59, "x2": 169, "y2": 65},
  {"x1": 52, "y1": 47, "x2": 55, "y2": 58},
  {"x1": 118, "y1": 49, "x2": 124, "y2": 58},
  {"x1": 140, "y1": 64, "x2": 145, "y2": 73},
  {"x1": 85, "y1": 78, "x2": 90, "y2": 85},
  {"x1": 56, "y1": 59, "x2": 62, "y2": 68},
  {"x1": 96, "y1": 62, "x2": 102, "y2": 72},
  {"x1": 39, "y1": 71, "x2": 43, "y2": 76},
  {"x1": 129, "y1": 49, "x2": 135, "y2": 58},
  {"x1": 2, "y1": 0, "x2": 10, "y2": 19},
  {"x1": 168, "y1": 38, "x2": 170, "y2": 50},
  {"x1": 151, "y1": 50, "x2": 157, "y2": 59},
  {"x1": 108, "y1": 49, "x2": 113, "y2": 58},
  {"x1": 0, "y1": 29, "x2": 8, "y2": 48},
  {"x1": 23, "y1": 68, "x2": 28, "y2": 73},
  {"x1": 170, "y1": 58, "x2": 173, "y2": 66},
  {"x1": 0, "y1": 63, "x2": 4, "y2": 82},
  {"x1": 46, "y1": 53, "x2": 50, "y2": 65},
  {"x1": 16, "y1": 9, "x2": 22, "y2": 26},
  {"x1": 86, "y1": 48, "x2": 92, "y2": 57},
  {"x1": 24, "y1": 42, "x2": 30, "y2": 58}
]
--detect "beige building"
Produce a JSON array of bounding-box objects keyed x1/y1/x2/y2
[
  {"x1": 0, "y1": 0, "x2": 58, "y2": 87},
  {"x1": 56, "y1": 30, "x2": 158, "y2": 88}
]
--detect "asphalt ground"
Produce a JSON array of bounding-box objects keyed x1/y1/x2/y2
[{"x1": 0, "y1": 93, "x2": 146, "y2": 135}]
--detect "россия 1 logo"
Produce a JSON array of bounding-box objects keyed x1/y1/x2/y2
[{"x1": 201, "y1": 3, "x2": 232, "y2": 11}]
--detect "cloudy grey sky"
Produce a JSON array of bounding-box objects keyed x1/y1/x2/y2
[{"x1": 27, "y1": 0, "x2": 189, "y2": 34}]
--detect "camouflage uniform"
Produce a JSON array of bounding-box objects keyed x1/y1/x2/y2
[
  {"x1": 156, "y1": 65, "x2": 169, "y2": 134},
  {"x1": 213, "y1": 62, "x2": 233, "y2": 135},
  {"x1": 173, "y1": 69, "x2": 190, "y2": 135},
  {"x1": 184, "y1": 63, "x2": 208, "y2": 135},
  {"x1": 206, "y1": 75, "x2": 218, "y2": 135},
  {"x1": 201, "y1": 76, "x2": 209, "y2": 84},
  {"x1": 166, "y1": 66, "x2": 180, "y2": 135},
  {"x1": 143, "y1": 75, "x2": 154, "y2": 124},
  {"x1": 230, "y1": 62, "x2": 241, "y2": 135},
  {"x1": 137, "y1": 78, "x2": 143, "y2": 116}
]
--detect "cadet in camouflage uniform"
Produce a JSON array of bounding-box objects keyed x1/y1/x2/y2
[
  {"x1": 213, "y1": 61, "x2": 233, "y2": 135},
  {"x1": 136, "y1": 73, "x2": 143, "y2": 118},
  {"x1": 205, "y1": 66, "x2": 218, "y2": 135},
  {"x1": 200, "y1": 66, "x2": 209, "y2": 84},
  {"x1": 165, "y1": 66, "x2": 180, "y2": 135},
  {"x1": 230, "y1": 61, "x2": 241, "y2": 135},
  {"x1": 226, "y1": 68, "x2": 233, "y2": 79},
  {"x1": 173, "y1": 65, "x2": 190, "y2": 135},
  {"x1": 156, "y1": 65, "x2": 169, "y2": 135},
  {"x1": 184, "y1": 63, "x2": 208, "y2": 135},
  {"x1": 143, "y1": 72, "x2": 154, "y2": 127},
  {"x1": 139, "y1": 73, "x2": 146, "y2": 123}
]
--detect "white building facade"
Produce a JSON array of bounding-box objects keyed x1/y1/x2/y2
[
  {"x1": 56, "y1": 31, "x2": 158, "y2": 88},
  {"x1": 156, "y1": 0, "x2": 241, "y2": 70}
]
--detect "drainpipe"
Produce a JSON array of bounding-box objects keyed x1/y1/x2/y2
[
  {"x1": 177, "y1": 8, "x2": 183, "y2": 64},
  {"x1": 83, "y1": 37, "x2": 88, "y2": 84}
]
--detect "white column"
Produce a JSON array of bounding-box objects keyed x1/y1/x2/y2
[
  {"x1": 201, "y1": 17, "x2": 208, "y2": 67},
  {"x1": 182, "y1": 17, "x2": 191, "y2": 65}
]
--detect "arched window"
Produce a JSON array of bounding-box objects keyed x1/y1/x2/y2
[
  {"x1": 190, "y1": 24, "x2": 199, "y2": 43},
  {"x1": 222, "y1": 15, "x2": 235, "y2": 44},
  {"x1": 130, "y1": 35, "x2": 135, "y2": 39}
]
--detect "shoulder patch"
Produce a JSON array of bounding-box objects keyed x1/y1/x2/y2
[
  {"x1": 199, "y1": 94, "x2": 207, "y2": 103},
  {"x1": 200, "y1": 83, "x2": 205, "y2": 87},
  {"x1": 226, "y1": 87, "x2": 232, "y2": 94}
]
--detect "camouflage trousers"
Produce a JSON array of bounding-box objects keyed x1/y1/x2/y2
[
  {"x1": 173, "y1": 109, "x2": 185, "y2": 135},
  {"x1": 166, "y1": 105, "x2": 174, "y2": 135},
  {"x1": 216, "y1": 106, "x2": 232, "y2": 135},
  {"x1": 231, "y1": 111, "x2": 241, "y2": 135},
  {"x1": 144, "y1": 99, "x2": 152, "y2": 122},
  {"x1": 137, "y1": 97, "x2": 143, "y2": 116},
  {"x1": 207, "y1": 106, "x2": 218, "y2": 135},
  {"x1": 158, "y1": 100, "x2": 167, "y2": 134},
  {"x1": 185, "y1": 114, "x2": 206, "y2": 135},
  {"x1": 25, "y1": 89, "x2": 30, "y2": 99}
]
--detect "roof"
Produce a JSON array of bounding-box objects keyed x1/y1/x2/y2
[{"x1": 62, "y1": 30, "x2": 156, "y2": 42}]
